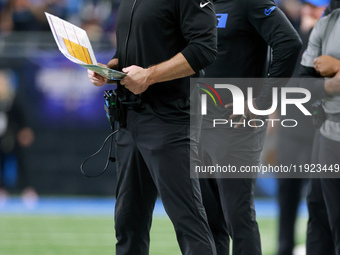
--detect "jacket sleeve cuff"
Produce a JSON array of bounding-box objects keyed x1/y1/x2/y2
[{"x1": 181, "y1": 44, "x2": 216, "y2": 73}]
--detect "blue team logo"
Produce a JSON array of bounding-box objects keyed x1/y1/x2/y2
[
  {"x1": 216, "y1": 13, "x2": 228, "y2": 28},
  {"x1": 264, "y1": 6, "x2": 276, "y2": 16}
]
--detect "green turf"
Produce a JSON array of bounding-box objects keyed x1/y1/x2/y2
[{"x1": 0, "y1": 215, "x2": 307, "y2": 255}]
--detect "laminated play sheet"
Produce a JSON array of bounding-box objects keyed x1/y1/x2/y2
[{"x1": 45, "y1": 12, "x2": 125, "y2": 80}]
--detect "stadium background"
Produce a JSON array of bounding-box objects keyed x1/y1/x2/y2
[
  {"x1": 0, "y1": 0, "x2": 280, "y2": 197},
  {"x1": 1, "y1": 0, "x2": 324, "y2": 254}
]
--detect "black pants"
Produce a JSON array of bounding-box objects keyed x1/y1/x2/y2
[
  {"x1": 199, "y1": 127, "x2": 266, "y2": 255},
  {"x1": 277, "y1": 178, "x2": 307, "y2": 255},
  {"x1": 307, "y1": 131, "x2": 340, "y2": 255},
  {"x1": 276, "y1": 133, "x2": 311, "y2": 255},
  {"x1": 114, "y1": 110, "x2": 216, "y2": 255}
]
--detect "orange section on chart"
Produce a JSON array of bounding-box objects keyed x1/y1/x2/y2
[{"x1": 63, "y1": 38, "x2": 92, "y2": 64}]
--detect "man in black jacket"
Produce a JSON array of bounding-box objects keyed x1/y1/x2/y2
[
  {"x1": 199, "y1": 0, "x2": 302, "y2": 254},
  {"x1": 88, "y1": 0, "x2": 218, "y2": 255}
]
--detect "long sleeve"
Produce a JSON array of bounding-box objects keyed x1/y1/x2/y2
[
  {"x1": 298, "y1": 15, "x2": 329, "y2": 99},
  {"x1": 179, "y1": 0, "x2": 217, "y2": 72},
  {"x1": 247, "y1": 0, "x2": 302, "y2": 109}
]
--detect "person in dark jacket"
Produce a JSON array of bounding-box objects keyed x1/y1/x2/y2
[
  {"x1": 199, "y1": 0, "x2": 302, "y2": 254},
  {"x1": 88, "y1": 0, "x2": 218, "y2": 255}
]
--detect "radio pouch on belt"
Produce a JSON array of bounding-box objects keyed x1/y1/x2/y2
[{"x1": 104, "y1": 90, "x2": 127, "y2": 129}]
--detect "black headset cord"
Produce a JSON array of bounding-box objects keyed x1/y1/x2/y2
[{"x1": 80, "y1": 128, "x2": 120, "y2": 178}]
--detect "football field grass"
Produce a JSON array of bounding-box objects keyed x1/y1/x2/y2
[{"x1": 0, "y1": 214, "x2": 307, "y2": 255}]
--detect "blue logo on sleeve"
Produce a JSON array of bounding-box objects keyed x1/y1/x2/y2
[
  {"x1": 264, "y1": 6, "x2": 276, "y2": 16},
  {"x1": 216, "y1": 13, "x2": 228, "y2": 28}
]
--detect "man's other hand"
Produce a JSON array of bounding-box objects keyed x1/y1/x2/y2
[{"x1": 120, "y1": 65, "x2": 152, "y2": 95}]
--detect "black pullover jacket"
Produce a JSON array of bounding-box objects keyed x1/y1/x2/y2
[
  {"x1": 114, "y1": 0, "x2": 217, "y2": 123},
  {"x1": 205, "y1": 0, "x2": 302, "y2": 110}
]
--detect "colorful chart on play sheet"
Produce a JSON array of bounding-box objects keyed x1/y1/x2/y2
[{"x1": 45, "y1": 12, "x2": 126, "y2": 80}]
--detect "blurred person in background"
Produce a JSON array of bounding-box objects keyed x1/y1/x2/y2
[
  {"x1": 298, "y1": 0, "x2": 340, "y2": 253},
  {"x1": 0, "y1": 0, "x2": 67, "y2": 32},
  {"x1": 278, "y1": 0, "x2": 328, "y2": 33},
  {"x1": 0, "y1": 0, "x2": 119, "y2": 47},
  {"x1": 77, "y1": 0, "x2": 119, "y2": 46},
  {"x1": 277, "y1": 0, "x2": 302, "y2": 29},
  {"x1": 0, "y1": 69, "x2": 37, "y2": 206},
  {"x1": 300, "y1": 0, "x2": 329, "y2": 33},
  {"x1": 198, "y1": 0, "x2": 301, "y2": 254},
  {"x1": 275, "y1": 1, "x2": 328, "y2": 255}
]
